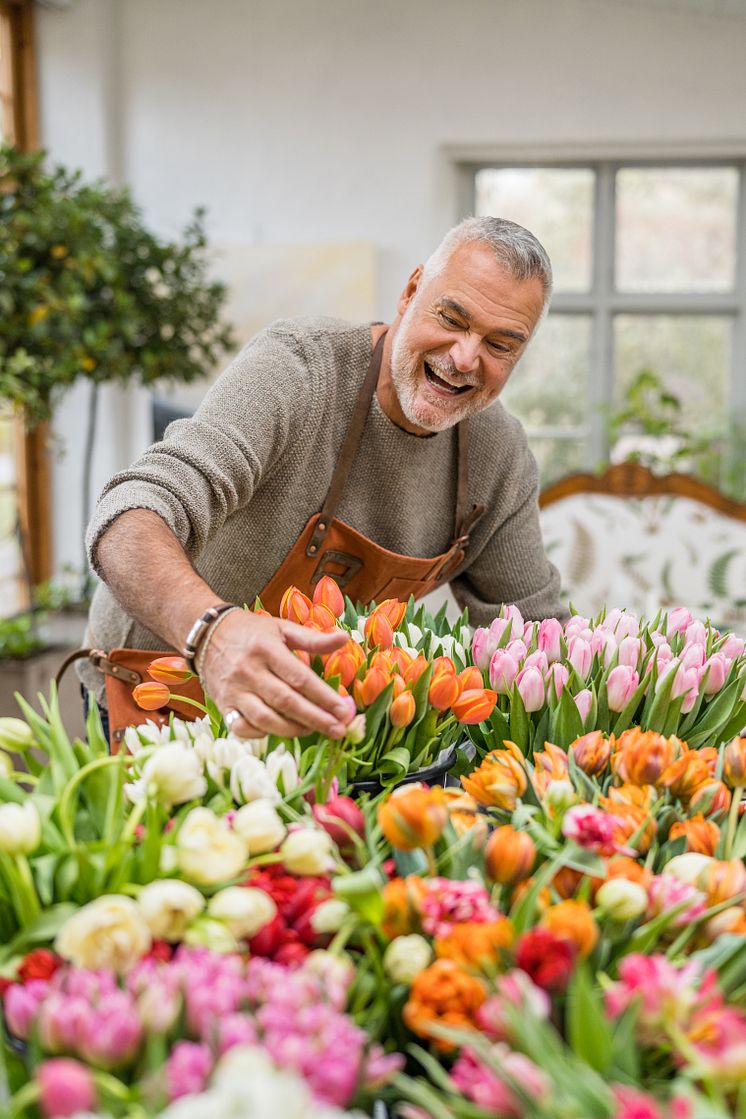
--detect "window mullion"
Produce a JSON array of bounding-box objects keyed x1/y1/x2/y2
[
  {"x1": 727, "y1": 164, "x2": 746, "y2": 491},
  {"x1": 588, "y1": 161, "x2": 615, "y2": 468}
]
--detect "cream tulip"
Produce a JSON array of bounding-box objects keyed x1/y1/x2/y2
[
  {"x1": 55, "y1": 895, "x2": 151, "y2": 973},
  {"x1": 0, "y1": 800, "x2": 41, "y2": 855},
  {"x1": 176, "y1": 807, "x2": 248, "y2": 885},
  {"x1": 280, "y1": 828, "x2": 335, "y2": 875},
  {"x1": 138, "y1": 879, "x2": 205, "y2": 941},
  {"x1": 207, "y1": 886, "x2": 277, "y2": 939},
  {"x1": 232, "y1": 800, "x2": 286, "y2": 854}
]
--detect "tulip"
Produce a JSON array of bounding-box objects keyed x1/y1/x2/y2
[
  {"x1": 232, "y1": 799, "x2": 287, "y2": 854},
  {"x1": 690, "y1": 779, "x2": 731, "y2": 817},
  {"x1": 613, "y1": 729, "x2": 678, "y2": 786},
  {"x1": 515, "y1": 666, "x2": 544, "y2": 712},
  {"x1": 324, "y1": 640, "x2": 364, "y2": 687},
  {"x1": 596, "y1": 878, "x2": 648, "y2": 922},
  {"x1": 471, "y1": 627, "x2": 497, "y2": 671},
  {"x1": 0, "y1": 800, "x2": 41, "y2": 855},
  {"x1": 570, "y1": 731, "x2": 611, "y2": 775},
  {"x1": 488, "y1": 650, "x2": 519, "y2": 695},
  {"x1": 264, "y1": 745, "x2": 300, "y2": 791},
  {"x1": 461, "y1": 750, "x2": 528, "y2": 811},
  {"x1": 606, "y1": 665, "x2": 638, "y2": 712},
  {"x1": 312, "y1": 575, "x2": 345, "y2": 617},
  {"x1": 572, "y1": 689, "x2": 593, "y2": 723},
  {"x1": 700, "y1": 858, "x2": 746, "y2": 906},
  {"x1": 485, "y1": 825, "x2": 535, "y2": 885},
  {"x1": 487, "y1": 617, "x2": 511, "y2": 646},
  {"x1": 567, "y1": 636, "x2": 592, "y2": 679},
  {"x1": 208, "y1": 886, "x2": 277, "y2": 939},
  {"x1": 608, "y1": 611, "x2": 639, "y2": 640},
  {"x1": 141, "y1": 743, "x2": 207, "y2": 808},
  {"x1": 723, "y1": 736, "x2": 746, "y2": 788},
  {"x1": 0, "y1": 716, "x2": 34, "y2": 753},
  {"x1": 669, "y1": 815, "x2": 719, "y2": 855},
  {"x1": 176, "y1": 808, "x2": 249, "y2": 885},
  {"x1": 147, "y1": 656, "x2": 194, "y2": 683},
  {"x1": 498, "y1": 604, "x2": 524, "y2": 640},
  {"x1": 280, "y1": 828, "x2": 335, "y2": 874},
  {"x1": 312, "y1": 795, "x2": 366, "y2": 849},
  {"x1": 132, "y1": 681, "x2": 171, "y2": 711},
  {"x1": 617, "y1": 637, "x2": 641, "y2": 669},
  {"x1": 308, "y1": 602, "x2": 338, "y2": 631},
  {"x1": 680, "y1": 642, "x2": 706, "y2": 671},
  {"x1": 458, "y1": 666, "x2": 484, "y2": 692},
  {"x1": 279, "y1": 586, "x2": 312, "y2": 624},
  {"x1": 542, "y1": 779, "x2": 576, "y2": 812},
  {"x1": 684, "y1": 620, "x2": 707, "y2": 648},
  {"x1": 354, "y1": 665, "x2": 390, "y2": 708},
  {"x1": 541, "y1": 899, "x2": 598, "y2": 958},
  {"x1": 377, "y1": 784, "x2": 448, "y2": 850},
  {"x1": 665, "y1": 852, "x2": 713, "y2": 886},
  {"x1": 564, "y1": 614, "x2": 591, "y2": 638},
  {"x1": 666, "y1": 606, "x2": 693, "y2": 639},
  {"x1": 591, "y1": 626, "x2": 617, "y2": 667},
  {"x1": 451, "y1": 688, "x2": 497, "y2": 725},
  {"x1": 138, "y1": 879, "x2": 205, "y2": 941},
  {"x1": 310, "y1": 898, "x2": 350, "y2": 934},
  {"x1": 403, "y1": 654, "x2": 429, "y2": 685},
  {"x1": 545, "y1": 663, "x2": 569, "y2": 700},
  {"x1": 537, "y1": 618, "x2": 563, "y2": 663},
  {"x1": 720, "y1": 634, "x2": 745, "y2": 659},
  {"x1": 384, "y1": 934, "x2": 433, "y2": 984},
  {"x1": 699, "y1": 652, "x2": 729, "y2": 696},
  {"x1": 428, "y1": 672, "x2": 461, "y2": 711},
  {"x1": 364, "y1": 611, "x2": 394, "y2": 650},
  {"x1": 371, "y1": 598, "x2": 407, "y2": 631},
  {"x1": 523, "y1": 650, "x2": 549, "y2": 674},
  {"x1": 390, "y1": 690, "x2": 417, "y2": 728},
  {"x1": 38, "y1": 1058, "x2": 97, "y2": 1118}
]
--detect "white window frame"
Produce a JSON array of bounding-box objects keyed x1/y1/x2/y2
[{"x1": 444, "y1": 143, "x2": 746, "y2": 482}]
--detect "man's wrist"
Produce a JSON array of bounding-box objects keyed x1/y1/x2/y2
[{"x1": 183, "y1": 602, "x2": 235, "y2": 673}]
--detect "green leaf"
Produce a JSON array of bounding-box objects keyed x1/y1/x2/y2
[
  {"x1": 508, "y1": 687, "x2": 529, "y2": 753},
  {"x1": 567, "y1": 963, "x2": 613, "y2": 1071}
]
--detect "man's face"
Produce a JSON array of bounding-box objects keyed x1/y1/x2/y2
[{"x1": 386, "y1": 243, "x2": 546, "y2": 434}]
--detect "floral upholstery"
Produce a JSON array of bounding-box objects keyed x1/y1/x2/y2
[{"x1": 539, "y1": 490, "x2": 746, "y2": 634}]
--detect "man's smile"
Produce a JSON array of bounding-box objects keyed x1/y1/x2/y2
[{"x1": 423, "y1": 359, "x2": 474, "y2": 397}]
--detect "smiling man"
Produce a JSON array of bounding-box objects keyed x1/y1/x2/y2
[{"x1": 82, "y1": 216, "x2": 564, "y2": 744}]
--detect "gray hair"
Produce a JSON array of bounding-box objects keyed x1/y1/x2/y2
[{"x1": 422, "y1": 216, "x2": 553, "y2": 314}]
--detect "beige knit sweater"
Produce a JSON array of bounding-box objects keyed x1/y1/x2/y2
[{"x1": 81, "y1": 318, "x2": 562, "y2": 698}]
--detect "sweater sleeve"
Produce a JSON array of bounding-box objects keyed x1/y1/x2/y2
[
  {"x1": 86, "y1": 327, "x2": 317, "y2": 573},
  {"x1": 449, "y1": 426, "x2": 567, "y2": 627}
]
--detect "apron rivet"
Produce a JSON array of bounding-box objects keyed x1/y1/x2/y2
[{"x1": 309, "y1": 545, "x2": 317, "y2": 553}]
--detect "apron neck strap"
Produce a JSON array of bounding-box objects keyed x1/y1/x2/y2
[{"x1": 311, "y1": 329, "x2": 484, "y2": 552}]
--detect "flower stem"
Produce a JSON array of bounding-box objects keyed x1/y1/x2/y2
[{"x1": 725, "y1": 784, "x2": 743, "y2": 859}]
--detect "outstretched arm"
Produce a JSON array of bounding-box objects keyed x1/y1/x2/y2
[{"x1": 95, "y1": 508, "x2": 350, "y2": 740}]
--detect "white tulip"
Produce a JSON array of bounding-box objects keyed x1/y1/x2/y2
[
  {"x1": 176, "y1": 807, "x2": 248, "y2": 885},
  {"x1": 141, "y1": 743, "x2": 207, "y2": 808},
  {"x1": 0, "y1": 751, "x2": 12, "y2": 780},
  {"x1": 0, "y1": 717, "x2": 34, "y2": 754},
  {"x1": 596, "y1": 878, "x2": 648, "y2": 921},
  {"x1": 384, "y1": 934, "x2": 433, "y2": 985},
  {"x1": 208, "y1": 886, "x2": 277, "y2": 939},
  {"x1": 232, "y1": 800, "x2": 286, "y2": 854},
  {"x1": 665, "y1": 853, "x2": 713, "y2": 886},
  {"x1": 310, "y1": 899, "x2": 350, "y2": 934},
  {"x1": 230, "y1": 755, "x2": 281, "y2": 805},
  {"x1": 138, "y1": 879, "x2": 205, "y2": 941},
  {"x1": 55, "y1": 895, "x2": 151, "y2": 973},
  {"x1": 279, "y1": 828, "x2": 334, "y2": 875},
  {"x1": 0, "y1": 800, "x2": 41, "y2": 855},
  {"x1": 265, "y1": 746, "x2": 299, "y2": 793}
]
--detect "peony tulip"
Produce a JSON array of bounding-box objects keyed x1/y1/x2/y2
[
  {"x1": 138, "y1": 879, "x2": 205, "y2": 941},
  {"x1": 541, "y1": 899, "x2": 598, "y2": 958},
  {"x1": 140, "y1": 743, "x2": 207, "y2": 808},
  {"x1": 451, "y1": 688, "x2": 497, "y2": 724},
  {"x1": 384, "y1": 934, "x2": 433, "y2": 984},
  {"x1": 570, "y1": 731, "x2": 611, "y2": 775},
  {"x1": 176, "y1": 808, "x2": 249, "y2": 885},
  {"x1": 606, "y1": 665, "x2": 639, "y2": 712},
  {"x1": 280, "y1": 828, "x2": 335, "y2": 875},
  {"x1": 515, "y1": 666, "x2": 545, "y2": 712},
  {"x1": 377, "y1": 784, "x2": 448, "y2": 849},
  {"x1": 232, "y1": 799, "x2": 287, "y2": 854},
  {"x1": 207, "y1": 886, "x2": 277, "y2": 939},
  {"x1": 461, "y1": 750, "x2": 527, "y2": 811},
  {"x1": 55, "y1": 895, "x2": 152, "y2": 973},
  {"x1": 723, "y1": 736, "x2": 746, "y2": 788},
  {"x1": 312, "y1": 794, "x2": 365, "y2": 850},
  {"x1": 312, "y1": 575, "x2": 345, "y2": 617}
]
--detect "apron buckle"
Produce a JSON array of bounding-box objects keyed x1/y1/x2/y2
[{"x1": 311, "y1": 549, "x2": 363, "y2": 588}]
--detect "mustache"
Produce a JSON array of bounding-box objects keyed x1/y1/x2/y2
[{"x1": 425, "y1": 354, "x2": 480, "y2": 389}]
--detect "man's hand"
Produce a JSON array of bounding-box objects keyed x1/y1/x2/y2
[{"x1": 201, "y1": 610, "x2": 351, "y2": 739}]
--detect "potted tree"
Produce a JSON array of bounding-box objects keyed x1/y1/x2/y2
[{"x1": 0, "y1": 145, "x2": 236, "y2": 727}]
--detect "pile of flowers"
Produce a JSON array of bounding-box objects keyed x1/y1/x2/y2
[{"x1": 0, "y1": 581, "x2": 744, "y2": 1118}]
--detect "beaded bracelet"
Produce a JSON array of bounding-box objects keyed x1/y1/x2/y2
[
  {"x1": 194, "y1": 604, "x2": 243, "y2": 679},
  {"x1": 183, "y1": 602, "x2": 235, "y2": 673}
]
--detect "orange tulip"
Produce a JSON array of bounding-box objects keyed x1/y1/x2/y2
[
  {"x1": 612, "y1": 728, "x2": 681, "y2": 786},
  {"x1": 308, "y1": 602, "x2": 338, "y2": 632},
  {"x1": 606, "y1": 803, "x2": 657, "y2": 855},
  {"x1": 382, "y1": 875, "x2": 426, "y2": 938},
  {"x1": 364, "y1": 611, "x2": 394, "y2": 651},
  {"x1": 377, "y1": 784, "x2": 448, "y2": 850},
  {"x1": 391, "y1": 674, "x2": 407, "y2": 699},
  {"x1": 390, "y1": 647, "x2": 414, "y2": 675},
  {"x1": 132, "y1": 681, "x2": 171, "y2": 711},
  {"x1": 435, "y1": 919, "x2": 513, "y2": 971},
  {"x1": 570, "y1": 731, "x2": 611, "y2": 776},
  {"x1": 461, "y1": 750, "x2": 527, "y2": 810},
  {"x1": 701, "y1": 858, "x2": 746, "y2": 906},
  {"x1": 659, "y1": 753, "x2": 711, "y2": 803},
  {"x1": 689, "y1": 780, "x2": 732, "y2": 818},
  {"x1": 403, "y1": 654, "x2": 430, "y2": 686},
  {"x1": 532, "y1": 741, "x2": 570, "y2": 797},
  {"x1": 442, "y1": 789, "x2": 488, "y2": 845},
  {"x1": 669, "y1": 815, "x2": 720, "y2": 856},
  {"x1": 458, "y1": 666, "x2": 484, "y2": 692},
  {"x1": 484, "y1": 825, "x2": 535, "y2": 885},
  {"x1": 723, "y1": 737, "x2": 746, "y2": 789},
  {"x1": 605, "y1": 856, "x2": 653, "y2": 891},
  {"x1": 541, "y1": 899, "x2": 598, "y2": 959},
  {"x1": 432, "y1": 655, "x2": 457, "y2": 679},
  {"x1": 451, "y1": 688, "x2": 497, "y2": 725},
  {"x1": 403, "y1": 959, "x2": 487, "y2": 1049},
  {"x1": 324, "y1": 640, "x2": 365, "y2": 688},
  {"x1": 147, "y1": 656, "x2": 194, "y2": 684},
  {"x1": 353, "y1": 665, "x2": 391, "y2": 708},
  {"x1": 279, "y1": 586, "x2": 312, "y2": 624},
  {"x1": 551, "y1": 866, "x2": 586, "y2": 900},
  {"x1": 428, "y1": 672, "x2": 461, "y2": 711},
  {"x1": 698, "y1": 746, "x2": 720, "y2": 777},
  {"x1": 390, "y1": 690, "x2": 416, "y2": 728},
  {"x1": 312, "y1": 575, "x2": 345, "y2": 618},
  {"x1": 371, "y1": 598, "x2": 407, "y2": 631}
]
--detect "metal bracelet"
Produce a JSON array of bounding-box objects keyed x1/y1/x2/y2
[
  {"x1": 183, "y1": 602, "x2": 235, "y2": 673},
  {"x1": 194, "y1": 605, "x2": 243, "y2": 679}
]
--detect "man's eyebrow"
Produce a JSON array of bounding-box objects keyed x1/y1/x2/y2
[{"x1": 438, "y1": 297, "x2": 529, "y2": 345}]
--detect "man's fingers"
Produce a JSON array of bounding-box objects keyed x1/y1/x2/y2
[
  {"x1": 257, "y1": 673, "x2": 348, "y2": 739},
  {"x1": 267, "y1": 643, "x2": 354, "y2": 726},
  {"x1": 229, "y1": 695, "x2": 312, "y2": 740},
  {"x1": 278, "y1": 619, "x2": 347, "y2": 654}
]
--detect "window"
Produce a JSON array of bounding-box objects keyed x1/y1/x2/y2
[
  {"x1": 468, "y1": 159, "x2": 746, "y2": 494},
  {"x1": 0, "y1": 0, "x2": 45, "y2": 616}
]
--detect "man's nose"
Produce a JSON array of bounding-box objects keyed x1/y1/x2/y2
[{"x1": 449, "y1": 334, "x2": 481, "y2": 373}]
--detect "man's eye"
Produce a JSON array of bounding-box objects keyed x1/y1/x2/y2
[
  {"x1": 488, "y1": 340, "x2": 511, "y2": 354},
  {"x1": 439, "y1": 311, "x2": 462, "y2": 328}
]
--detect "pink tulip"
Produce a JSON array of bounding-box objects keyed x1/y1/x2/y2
[
  {"x1": 567, "y1": 636, "x2": 592, "y2": 679},
  {"x1": 166, "y1": 1040, "x2": 213, "y2": 1101},
  {"x1": 606, "y1": 665, "x2": 639, "y2": 712},
  {"x1": 38, "y1": 994, "x2": 94, "y2": 1053},
  {"x1": 545, "y1": 663, "x2": 569, "y2": 700},
  {"x1": 523, "y1": 650, "x2": 549, "y2": 674},
  {"x1": 617, "y1": 636, "x2": 641, "y2": 669},
  {"x1": 488, "y1": 617, "x2": 511, "y2": 646},
  {"x1": 505, "y1": 638, "x2": 528, "y2": 664},
  {"x1": 537, "y1": 618, "x2": 563, "y2": 663},
  {"x1": 720, "y1": 634, "x2": 745, "y2": 659},
  {"x1": 488, "y1": 650, "x2": 519, "y2": 695},
  {"x1": 4, "y1": 980, "x2": 50, "y2": 1040},
  {"x1": 472, "y1": 626, "x2": 497, "y2": 671},
  {"x1": 38, "y1": 1058, "x2": 96, "y2": 1118},
  {"x1": 78, "y1": 997, "x2": 143, "y2": 1069},
  {"x1": 516, "y1": 666, "x2": 545, "y2": 712},
  {"x1": 522, "y1": 621, "x2": 536, "y2": 644},
  {"x1": 573, "y1": 689, "x2": 593, "y2": 723},
  {"x1": 680, "y1": 642, "x2": 706, "y2": 671},
  {"x1": 700, "y1": 652, "x2": 729, "y2": 696},
  {"x1": 684, "y1": 620, "x2": 707, "y2": 648},
  {"x1": 666, "y1": 606, "x2": 693, "y2": 640},
  {"x1": 564, "y1": 614, "x2": 590, "y2": 638},
  {"x1": 592, "y1": 626, "x2": 618, "y2": 667},
  {"x1": 606, "y1": 608, "x2": 640, "y2": 640},
  {"x1": 496, "y1": 604, "x2": 524, "y2": 641},
  {"x1": 660, "y1": 660, "x2": 699, "y2": 711}
]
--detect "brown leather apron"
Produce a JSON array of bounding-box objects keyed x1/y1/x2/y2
[{"x1": 258, "y1": 331, "x2": 485, "y2": 614}]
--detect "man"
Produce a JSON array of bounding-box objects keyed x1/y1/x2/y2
[{"x1": 81, "y1": 215, "x2": 563, "y2": 741}]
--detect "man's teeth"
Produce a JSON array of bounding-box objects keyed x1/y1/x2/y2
[{"x1": 425, "y1": 363, "x2": 469, "y2": 394}]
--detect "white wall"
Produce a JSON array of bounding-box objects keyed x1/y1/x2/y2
[{"x1": 35, "y1": 0, "x2": 746, "y2": 575}]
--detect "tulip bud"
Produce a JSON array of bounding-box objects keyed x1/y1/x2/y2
[
  {"x1": 371, "y1": 598, "x2": 408, "y2": 631},
  {"x1": 451, "y1": 688, "x2": 497, "y2": 725},
  {"x1": 383, "y1": 934, "x2": 433, "y2": 984},
  {"x1": 312, "y1": 795, "x2": 366, "y2": 850},
  {"x1": 537, "y1": 618, "x2": 563, "y2": 663},
  {"x1": 596, "y1": 878, "x2": 648, "y2": 921},
  {"x1": 472, "y1": 626, "x2": 497, "y2": 671},
  {"x1": 312, "y1": 575, "x2": 345, "y2": 617},
  {"x1": 515, "y1": 666, "x2": 545, "y2": 712},
  {"x1": 208, "y1": 886, "x2": 277, "y2": 939},
  {"x1": 485, "y1": 825, "x2": 536, "y2": 885},
  {"x1": 280, "y1": 828, "x2": 335, "y2": 875},
  {"x1": 723, "y1": 737, "x2": 746, "y2": 788},
  {"x1": 0, "y1": 717, "x2": 34, "y2": 754},
  {"x1": 377, "y1": 784, "x2": 448, "y2": 850},
  {"x1": 364, "y1": 611, "x2": 394, "y2": 650},
  {"x1": 147, "y1": 656, "x2": 194, "y2": 683},
  {"x1": 38, "y1": 1059, "x2": 97, "y2": 1119},
  {"x1": 403, "y1": 654, "x2": 429, "y2": 686},
  {"x1": 279, "y1": 586, "x2": 312, "y2": 624},
  {"x1": 390, "y1": 690, "x2": 416, "y2": 728},
  {"x1": 308, "y1": 602, "x2": 338, "y2": 631},
  {"x1": 354, "y1": 666, "x2": 390, "y2": 708},
  {"x1": 132, "y1": 681, "x2": 171, "y2": 711},
  {"x1": 489, "y1": 650, "x2": 519, "y2": 695},
  {"x1": 344, "y1": 713, "x2": 367, "y2": 744},
  {"x1": 701, "y1": 858, "x2": 746, "y2": 906},
  {"x1": 617, "y1": 637, "x2": 641, "y2": 669},
  {"x1": 543, "y1": 779, "x2": 576, "y2": 812},
  {"x1": 606, "y1": 665, "x2": 638, "y2": 712},
  {"x1": 233, "y1": 800, "x2": 287, "y2": 854},
  {"x1": 0, "y1": 800, "x2": 41, "y2": 854},
  {"x1": 310, "y1": 898, "x2": 350, "y2": 934},
  {"x1": 699, "y1": 653, "x2": 729, "y2": 696},
  {"x1": 570, "y1": 731, "x2": 611, "y2": 775},
  {"x1": 323, "y1": 640, "x2": 364, "y2": 688},
  {"x1": 690, "y1": 779, "x2": 731, "y2": 818},
  {"x1": 567, "y1": 636, "x2": 592, "y2": 679},
  {"x1": 666, "y1": 606, "x2": 693, "y2": 639},
  {"x1": 428, "y1": 672, "x2": 461, "y2": 711},
  {"x1": 572, "y1": 689, "x2": 593, "y2": 723},
  {"x1": 458, "y1": 666, "x2": 484, "y2": 692},
  {"x1": 546, "y1": 663, "x2": 569, "y2": 700}
]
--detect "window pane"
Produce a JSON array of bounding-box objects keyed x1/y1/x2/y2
[
  {"x1": 530, "y1": 438, "x2": 587, "y2": 488},
  {"x1": 475, "y1": 168, "x2": 594, "y2": 293},
  {"x1": 502, "y1": 313, "x2": 592, "y2": 429},
  {"x1": 0, "y1": 413, "x2": 24, "y2": 618},
  {"x1": 613, "y1": 315, "x2": 731, "y2": 445},
  {"x1": 616, "y1": 167, "x2": 738, "y2": 293}
]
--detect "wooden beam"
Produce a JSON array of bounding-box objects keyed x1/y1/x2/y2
[{"x1": 15, "y1": 419, "x2": 52, "y2": 587}]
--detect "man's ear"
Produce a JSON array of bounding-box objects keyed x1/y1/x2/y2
[{"x1": 397, "y1": 265, "x2": 424, "y2": 314}]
